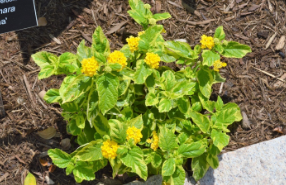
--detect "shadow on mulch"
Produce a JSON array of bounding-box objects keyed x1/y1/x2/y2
[
  {"x1": 16, "y1": 0, "x2": 94, "y2": 65},
  {"x1": 0, "y1": 118, "x2": 70, "y2": 184},
  {"x1": 0, "y1": 117, "x2": 137, "y2": 185}
]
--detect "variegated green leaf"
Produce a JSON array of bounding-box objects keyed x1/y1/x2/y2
[{"x1": 97, "y1": 73, "x2": 119, "y2": 114}]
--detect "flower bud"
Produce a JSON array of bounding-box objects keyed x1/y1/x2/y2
[
  {"x1": 104, "y1": 66, "x2": 112, "y2": 72},
  {"x1": 144, "y1": 4, "x2": 151, "y2": 9},
  {"x1": 149, "y1": 18, "x2": 156, "y2": 25},
  {"x1": 223, "y1": 40, "x2": 229, "y2": 46},
  {"x1": 214, "y1": 38, "x2": 220, "y2": 44},
  {"x1": 175, "y1": 158, "x2": 183, "y2": 165}
]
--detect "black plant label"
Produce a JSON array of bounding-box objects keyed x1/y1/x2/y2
[{"x1": 0, "y1": 0, "x2": 37, "y2": 34}]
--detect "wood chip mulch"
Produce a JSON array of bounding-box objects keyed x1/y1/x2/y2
[{"x1": 0, "y1": 0, "x2": 285, "y2": 184}]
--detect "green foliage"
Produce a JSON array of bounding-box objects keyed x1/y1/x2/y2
[
  {"x1": 158, "y1": 126, "x2": 178, "y2": 151},
  {"x1": 134, "y1": 60, "x2": 152, "y2": 84},
  {"x1": 162, "y1": 158, "x2": 176, "y2": 176},
  {"x1": 202, "y1": 50, "x2": 220, "y2": 66},
  {"x1": 168, "y1": 166, "x2": 186, "y2": 185},
  {"x1": 222, "y1": 41, "x2": 251, "y2": 58},
  {"x1": 214, "y1": 26, "x2": 225, "y2": 41},
  {"x1": 74, "y1": 141, "x2": 103, "y2": 161},
  {"x1": 48, "y1": 149, "x2": 71, "y2": 168},
  {"x1": 92, "y1": 26, "x2": 110, "y2": 56},
  {"x1": 97, "y1": 73, "x2": 119, "y2": 114},
  {"x1": 197, "y1": 67, "x2": 213, "y2": 99},
  {"x1": 44, "y1": 89, "x2": 61, "y2": 104},
  {"x1": 206, "y1": 144, "x2": 220, "y2": 169},
  {"x1": 33, "y1": 0, "x2": 249, "y2": 184},
  {"x1": 188, "y1": 111, "x2": 211, "y2": 133},
  {"x1": 128, "y1": 0, "x2": 171, "y2": 29},
  {"x1": 178, "y1": 141, "x2": 206, "y2": 158},
  {"x1": 120, "y1": 147, "x2": 148, "y2": 180},
  {"x1": 211, "y1": 129, "x2": 230, "y2": 151},
  {"x1": 138, "y1": 25, "x2": 164, "y2": 51},
  {"x1": 191, "y1": 153, "x2": 210, "y2": 181}
]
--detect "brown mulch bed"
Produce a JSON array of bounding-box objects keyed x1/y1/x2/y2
[{"x1": 0, "y1": 0, "x2": 286, "y2": 184}]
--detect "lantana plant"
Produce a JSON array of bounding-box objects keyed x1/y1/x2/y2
[{"x1": 32, "y1": 0, "x2": 251, "y2": 184}]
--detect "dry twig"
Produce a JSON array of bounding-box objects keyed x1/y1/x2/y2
[
  {"x1": 252, "y1": 67, "x2": 286, "y2": 83},
  {"x1": 23, "y1": 74, "x2": 37, "y2": 108},
  {"x1": 81, "y1": 32, "x2": 93, "y2": 43}
]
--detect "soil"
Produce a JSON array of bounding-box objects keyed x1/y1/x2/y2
[{"x1": 0, "y1": 0, "x2": 286, "y2": 184}]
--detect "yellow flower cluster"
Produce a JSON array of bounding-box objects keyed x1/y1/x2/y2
[
  {"x1": 213, "y1": 60, "x2": 227, "y2": 72},
  {"x1": 200, "y1": 35, "x2": 215, "y2": 50},
  {"x1": 81, "y1": 56, "x2": 99, "y2": 77},
  {"x1": 126, "y1": 36, "x2": 140, "y2": 52},
  {"x1": 150, "y1": 131, "x2": 159, "y2": 151},
  {"x1": 144, "y1": 53, "x2": 160, "y2": 69},
  {"x1": 126, "y1": 126, "x2": 143, "y2": 144},
  {"x1": 107, "y1": 50, "x2": 127, "y2": 71},
  {"x1": 138, "y1": 31, "x2": 145, "y2": 36},
  {"x1": 101, "y1": 140, "x2": 119, "y2": 159}
]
